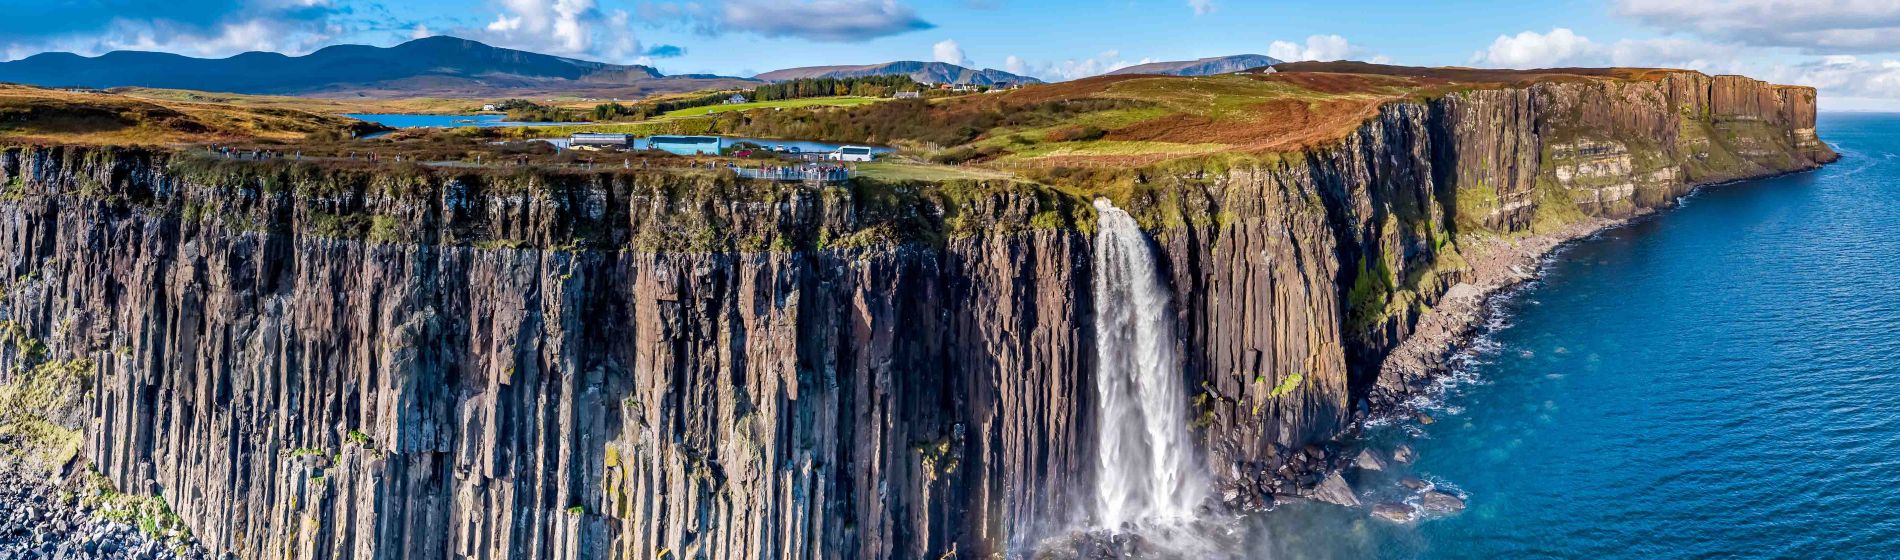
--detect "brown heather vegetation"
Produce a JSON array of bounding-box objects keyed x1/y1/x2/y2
[
  {"x1": 0, "y1": 84, "x2": 381, "y2": 145},
  {"x1": 695, "y1": 70, "x2": 1419, "y2": 168},
  {"x1": 110, "y1": 87, "x2": 487, "y2": 115},
  {"x1": 693, "y1": 63, "x2": 1699, "y2": 173},
  {"x1": 2, "y1": 62, "x2": 1736, "y2": 192}
]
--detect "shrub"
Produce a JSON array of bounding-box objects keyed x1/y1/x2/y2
[{"x1": 1045, "y1": 125, "x2": 1107, "y2": 143}]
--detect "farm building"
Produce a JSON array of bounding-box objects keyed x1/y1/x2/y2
[{"x1": 649, "y1": 135, "x2": 722, "y2": 156}]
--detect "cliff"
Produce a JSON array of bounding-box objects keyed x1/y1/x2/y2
[{"x1": 0, "y1": 70, "x2": 1832, "y2": 559}]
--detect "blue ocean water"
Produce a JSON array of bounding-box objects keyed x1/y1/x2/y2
[{"x1": 1244, "y1": 113, "x2": 1900, "y2": 559}]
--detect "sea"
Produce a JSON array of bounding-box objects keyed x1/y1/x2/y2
[{"x1": 1241, "y1": 113, "x2": 1900, "y2": 559}]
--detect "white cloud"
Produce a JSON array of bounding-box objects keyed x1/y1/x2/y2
[
  {"x1": 604, "y1": 9, "x2": 639, "y2": 59},
  {"x1": 1009, "y1": 50, "x2": 1153, "y2": 81},
  {"x1": 1188, "y1": 0, "x2": 1215, "y2": 16},
  {"x1": 720, "y1": 0, "x2": 933, "y2": 42},
  {"x1": 477, "y1": 0, "x2": 600, "y2": 54},
  {"x1": 457, "y1": 0, "x2": 661, "y2": 61},
  {"x1": 1770, "y1": 56, "x2": 1900, "y2": 103},
  {"x1": 933, "y1": 39, "x2": 967, "y2": 65},
  {"x1": 1616, "y1": 0, "x2": 1900, "y2": 53},
  {"x1": 1473, "y1": 28, "x2": 1600, "y2": 68},
  {"x1": 1607, "y1": 1, "x2": 1900, "y2": 108},
  {"x1": 1473, "y1": 29, "x2": 1750, "y2": 74},
  {"x1": 1267, "y1": 34, "x2": 1361, "y2": 62},
  {"x1": 3, "y1": 18, "x2": 340, "y2": 61},
  {"x1": 0, "y1": 0, "x2": 360, "y2": 61},
  {"x1": 1468, "y1": 27, "x2": 1900, "y2": 109},
  {"x1": 1606, "y1": 37, "x2": 1743, "y2": 73},
  {"x1": 410, "y1": 24, "x2": 433, "y2": 40}
]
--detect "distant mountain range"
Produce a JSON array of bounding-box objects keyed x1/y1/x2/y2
[
  {"x1": 0, "y1": 36, "x2": 755, "y2": 98},
  {"x1": 1109, "y1": 54, "x2": 1284, "y2": 77},
  {"x1": 0, "y1": 36, "x2": 1283, "y2": 100},
  {"x1": 754, "y1": 61, "x2": 1042, "y2": 86}
]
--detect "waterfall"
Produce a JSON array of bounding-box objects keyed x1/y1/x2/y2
[{"x1": 1090, "y1": 199, "x2": 1207, "y2": 530}]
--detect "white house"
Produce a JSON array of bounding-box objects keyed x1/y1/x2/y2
[
  {"x1": 829, "y1": 146, "x2": 876, "y2": 162},
  {"x1": 725, "y1": 94, "x2": 749, "y2": 104},
  {"x1": 481, "y1": 104, "x2": 499, "y2": 112},
  {"x1": 894, "y1": 91, "x2": 921, "y2": 99}
]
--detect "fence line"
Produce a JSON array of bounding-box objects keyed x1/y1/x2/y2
[{"x1": 733, "y1": 166, "x2": 851, "y2": 183}]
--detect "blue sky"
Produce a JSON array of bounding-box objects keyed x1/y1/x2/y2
[{"x1": 5, "y1": 0, "x2": 1899, "y2": 109}]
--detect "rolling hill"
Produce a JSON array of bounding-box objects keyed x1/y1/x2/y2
[
  {"x1": 1108, "y1": 54, "x2": 1283, "y2": 77},
  {"x1": 0, "y1": 36, "x2": 755, "y2": 99},
  {"x1": 0, "y1": 84, "x2": 382, "y2": 144},
  {"x1": 755, "y1": 61, "x2": 1041, "y2": 86}
]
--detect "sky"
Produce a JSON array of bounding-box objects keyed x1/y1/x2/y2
[{"x1": 3, "y1": 0, "x2": 1900, "y2": 110}]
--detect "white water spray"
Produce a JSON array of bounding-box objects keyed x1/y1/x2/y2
[{"x1": 1091, "y1": 199, "x2": 1207, "y2": 530}]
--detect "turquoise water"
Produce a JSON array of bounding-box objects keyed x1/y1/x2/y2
[{"x1": 1244, "y1": 114, "x2": 1900, "y2": 559}]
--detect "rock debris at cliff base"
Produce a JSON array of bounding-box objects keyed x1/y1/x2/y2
[{"x1": 0, "y1": 466, "x2": 211, "y2": 560}]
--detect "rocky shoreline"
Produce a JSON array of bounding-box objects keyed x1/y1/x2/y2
[
  {"x1": 1280, "y1": 216, "x2": 1633, "y2": 522},
  {"x1": 1371, "y1": 213, "x2": 1631, "y2": 411},
  {"x1": 1299, "y1": 167, "x2": 1833, "y2": 524}
]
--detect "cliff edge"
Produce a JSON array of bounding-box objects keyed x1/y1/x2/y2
[{"x1": 0, "y1": 67, "x2": 1833, "y2": 559}]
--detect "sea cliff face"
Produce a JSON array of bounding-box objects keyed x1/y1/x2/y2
[{"x1": 0, "y1": 71, "x2": 1832, "y2": 559}]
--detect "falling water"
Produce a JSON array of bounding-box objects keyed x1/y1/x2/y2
[{"x1": 1091, "y1": 199, "x2": 1207, "y2": 530}]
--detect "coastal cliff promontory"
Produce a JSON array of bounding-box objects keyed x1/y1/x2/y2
[{"x1": 0, "y1": 65, "x2": 1833, "y2": 559}]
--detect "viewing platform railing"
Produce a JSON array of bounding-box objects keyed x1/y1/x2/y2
[{"x1": 733, "y1": 166, "x2": 851, "y2": 183}]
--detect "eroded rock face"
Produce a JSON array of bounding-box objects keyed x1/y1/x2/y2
[{"x1": 0, "y1": 70, "x2": 1832, "y2": 559}]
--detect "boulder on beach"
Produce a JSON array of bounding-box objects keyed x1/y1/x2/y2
[
  {"x1": 1392, "y1": 444, "x2": 1416, "y2": 464},
  {"x1": 1307, "y1": 471, "x2": 1360, "y2": 508},
  {"x1": 1372, "y1": 502, "x2": 1416, "y2": 523},
  {"x1": 1420, "y1": 490, "x2": 1467, "y2": 513},
  {"x1": 1418, "y1": 413, "x2": 1436, "y2": 425},
  {"x1": 1399, "y1": 476, "x2": 1432, "y2": 491},
  {"x1": 1353, "y1": 449, "x2": 1387, "y2": 472}
]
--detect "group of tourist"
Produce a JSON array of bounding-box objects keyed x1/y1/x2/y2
[
  {"x1": 198, "y1": 145, "x2": 852, "y2": 183},
  {"x1": 208, "y1": 145, "x2": 301, "y2": 161},
  {"x1": 730, "y1": 162, "x2": 853, "y2": 183}
]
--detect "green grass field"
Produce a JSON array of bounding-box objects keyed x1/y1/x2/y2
[
  {"x1": 855, "y1": 161, "x2": 1018, "y2": 182},
  {"x1": 664, "y1": 97, "x2": 885, "y2": 118}
]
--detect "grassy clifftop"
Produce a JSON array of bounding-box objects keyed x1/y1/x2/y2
[
  {"x1": 1, "y1": 145, "x2": 1094, "y2": 253},
  {"x1": 1, "y1": 63, "x2": 1830, "y2": 253},
  {"x1": 0, "y1": 85, "x2": 382, "y2": 145},
  {"x1": 665, "y1": 62, "x2": 1818, "y2": 171}
]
